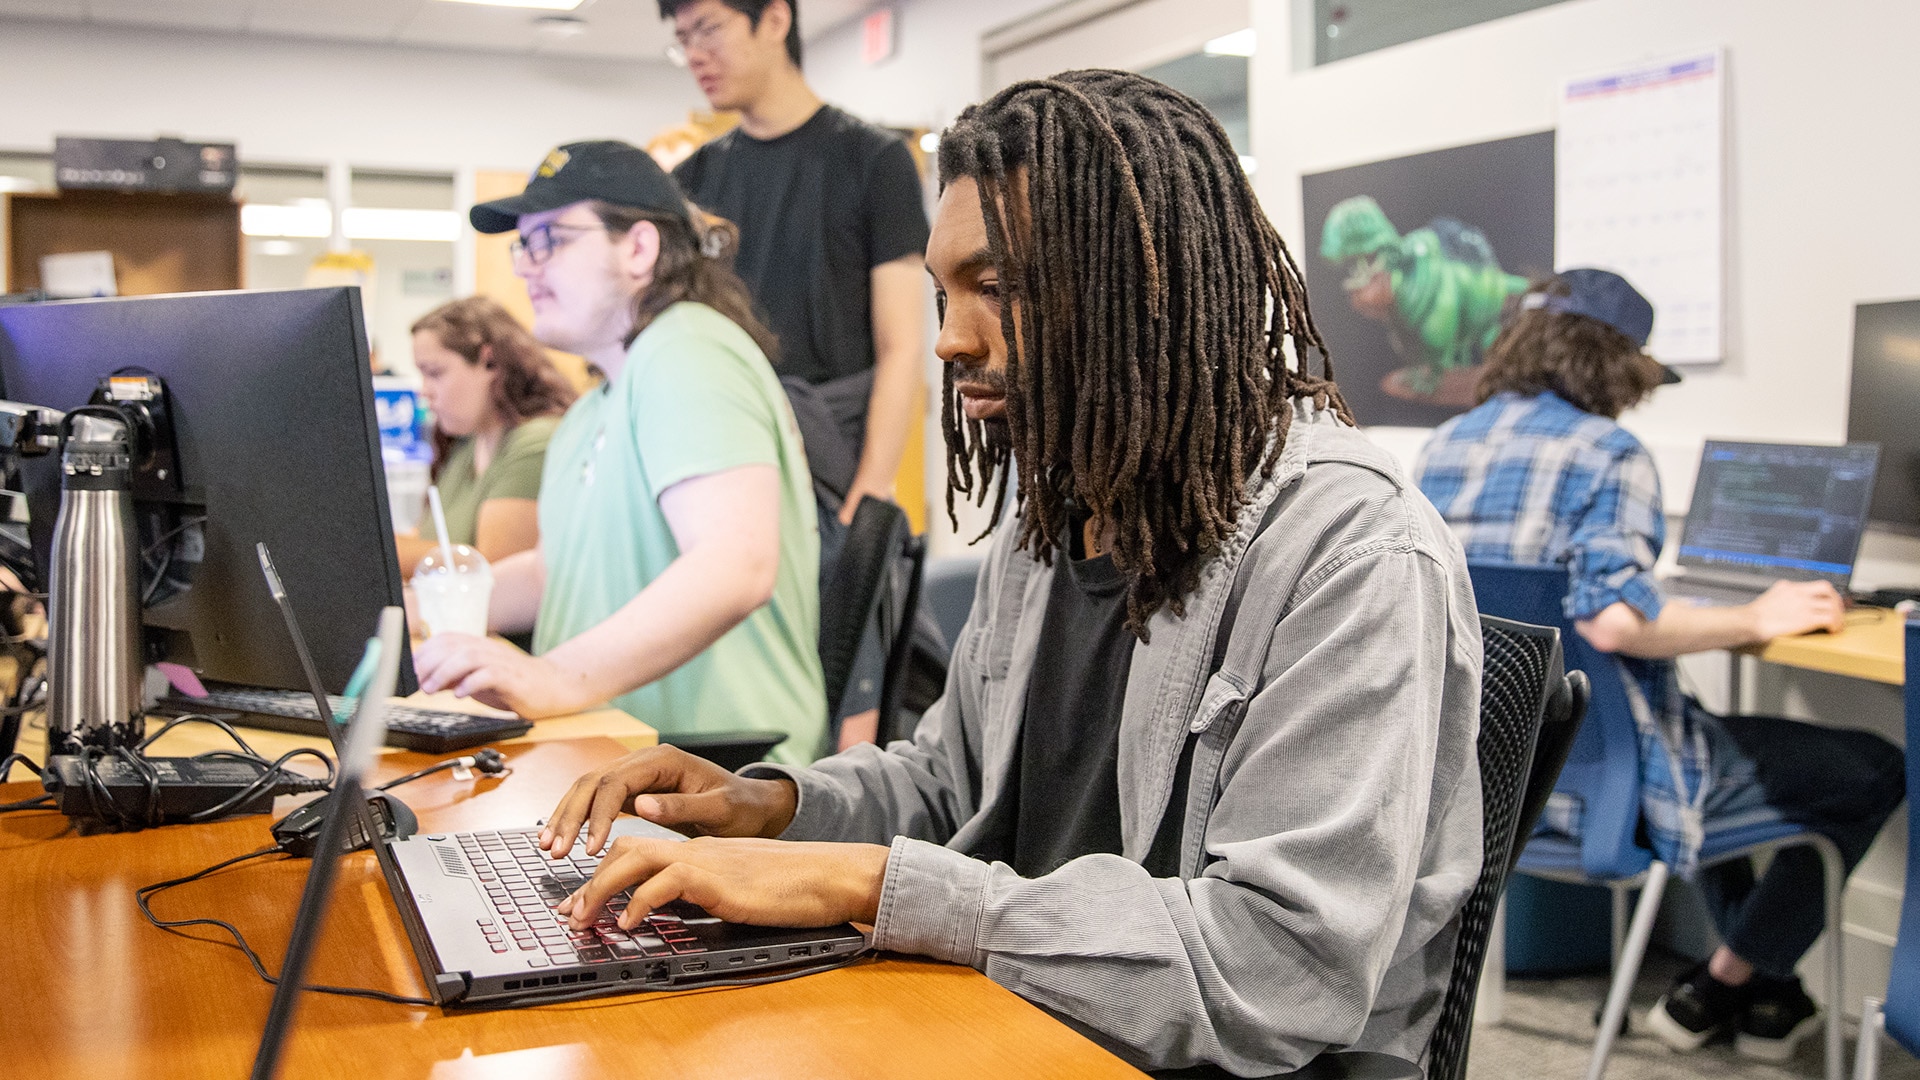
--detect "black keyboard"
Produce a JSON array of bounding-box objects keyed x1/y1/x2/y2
[
  {"x1": 461, "y1": 829, "x2": 706, "y2": 965},
  {"x1": 158, "y1": 683, "x2": 532, "y2": 753}
]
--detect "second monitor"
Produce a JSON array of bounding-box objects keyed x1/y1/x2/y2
[{"x1": 0, "y1": 287, "x2": 417, "y2": 697}]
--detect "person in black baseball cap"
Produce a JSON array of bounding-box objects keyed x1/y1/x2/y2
[
  {"x1": 415, "y1": 139, "x2": 833, "y2": 767},
  {"x1": 1416, "y1": 268, "x2": 1903, "y2": 1064},
  {"x1": 468, "y1": 140, "x2": 694, "y2": 236}
]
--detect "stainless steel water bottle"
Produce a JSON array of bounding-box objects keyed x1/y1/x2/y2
[{"x1": 45, "y1": 412, "x2": 143, "y2": 755}]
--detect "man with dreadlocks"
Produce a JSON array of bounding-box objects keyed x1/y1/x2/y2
[{"x1": 539, "y1": 70, "x2": 1484, "y2": 1074}]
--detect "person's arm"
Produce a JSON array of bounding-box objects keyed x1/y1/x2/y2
[
  {"x1": 394, "y1": 531, "x2": 438, "y2": 579},
  {"x1": 1576, "y1": 579, "x2": 1846, "y2": 658},
  {"x1": 541, "y1": 545, "x2": 1001, "y2": 856},
  {"x1": 412, "y1": 464, "x2": 781, "y2": 717},
  {"x1": 841, "y1": 255, "x2": 926, "y2": 523},
  {"x1": 393, "y1": 497, "x2": 541, "y2": 573},
  {"x1": 485, "y1": 547, "x2": 545, "y2": 635},
  {"x1": 549, "y1": 526, "x2": 1478, "y2": 1073},
  {"x1": 470, "y1": 497, "x2": 541, "y2": 564}
]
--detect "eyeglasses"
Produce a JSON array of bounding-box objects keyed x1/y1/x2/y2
[
  {"x1": 666, "y1": 14, "x2": 734, "y2": 65},
  {"x1": 508, "y1": 223, "x2": 596, "y2": 267}
]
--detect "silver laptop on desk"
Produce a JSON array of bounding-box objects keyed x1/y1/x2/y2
[
  {"x1": 1665, "y1": 440, "x2": 1880, "y2": 606},
  {"x1": 368, "y1": 780, "x2": 866, "y2": 1007}
]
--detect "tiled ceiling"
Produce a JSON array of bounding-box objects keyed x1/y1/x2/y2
[{"x1": 0, "y1": 0, "x2": 880, "y2": 61}]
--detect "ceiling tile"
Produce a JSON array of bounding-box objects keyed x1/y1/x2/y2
[
  {"x1": 248, "y1": 0, "x2": 418, "y2": 40},
  {"x1": 0, "y1": 0, "x2": 87, "y2": 19},
  {"x1": 532, "y1": 0, "x2": 672, "y2": 60},
  {"x1": 84, "y1": 0, "x2": 253, "y2": 32}
]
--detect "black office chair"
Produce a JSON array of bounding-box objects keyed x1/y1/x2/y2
[
  {"x1": 1155, "y1": 615, "x2": 1586, "y2": 1080},
  {"x1": 661, "y1": 498, "x2": 927, "y2": 772},
  {"x1": 1421, "y1": 617, "x2": 1587, "y2": 1080},
  {"x1": 819, "y1": 496, "x2": 909, "y2": 723}
]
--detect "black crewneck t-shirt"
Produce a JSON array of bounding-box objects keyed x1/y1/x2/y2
[
  {"x1": 673, "y1": 106, "x2": 930, "y2": 386},
  {"x1": 967, "y1": 532, "x2": 1191, "y2": 879}
]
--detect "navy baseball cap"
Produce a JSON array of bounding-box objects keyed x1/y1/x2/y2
[
  {"x1": 469, "y1": 140, "x2": 693, "y2": 235},
  {"x1": 1522, "y1": 268, "x2": 1681, "y2": 384}
]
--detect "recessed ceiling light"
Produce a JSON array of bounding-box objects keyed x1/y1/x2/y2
[
  {"x1": 436, "y1": 0, "x2": 585, "y2": 11},
  {"x1": 1204, "y1": 28, "x2": 1256, "y2": 57}
]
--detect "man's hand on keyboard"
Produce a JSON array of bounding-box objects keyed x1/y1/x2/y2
[
  {"x1": 557, "y1": 835, "x2": 889, "y2": 930},
  {"x1": 540, "y1": 745, "x2": 799, "y2": 857},
  {"x1": 413, "y1": 632, "x2": 589, "y2": 718}
]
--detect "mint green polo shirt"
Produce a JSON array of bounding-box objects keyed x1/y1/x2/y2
[{"x1": 533, "y1": 302, "x2": 826, "y2": 764}]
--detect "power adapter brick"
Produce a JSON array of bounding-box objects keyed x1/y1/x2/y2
[{"x1": 43, "y1": 754, "x2": 286, "y2": 823}]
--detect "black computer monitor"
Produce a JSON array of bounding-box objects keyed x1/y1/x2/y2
[
  {"x1": 0, "y1": 287, "x2": 416, "y2": 695},
  {"x1": 1847, "y1": 298, "x2": 1920, "y2": 536}
]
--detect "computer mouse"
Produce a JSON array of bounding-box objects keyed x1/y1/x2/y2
[{"x1": 271, "y1": 791, "x2": 418, "y2": 858}]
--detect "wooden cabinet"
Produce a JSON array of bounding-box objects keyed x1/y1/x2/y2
[{"x1": 3, "y1": 189, "x2": 242, "y2": 295}]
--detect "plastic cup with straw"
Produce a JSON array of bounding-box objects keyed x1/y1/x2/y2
[{"x1": 411, "y1": 484, "x2": 492, "y2": 637}]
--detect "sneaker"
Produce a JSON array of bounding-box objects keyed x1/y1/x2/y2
[
  {"x1": 1736, "y1": 976, "x2": 1821, "y2": 1062},
  {"x1": 1646, "y1": 962, "x2": 1749, "y2": 1051}
]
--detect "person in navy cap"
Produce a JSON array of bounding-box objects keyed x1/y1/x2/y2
[{"x1": 1415, "y1": 269, "x2": 1904, "y2": 1061}]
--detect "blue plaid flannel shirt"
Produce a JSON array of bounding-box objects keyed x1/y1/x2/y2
[{"x1": 1416, "y1": 391, "x2": 1712, "y2": 876}]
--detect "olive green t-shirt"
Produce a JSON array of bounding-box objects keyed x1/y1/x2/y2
[
  {"x1": 533, "y1": 303, "x2": 826, "y2": 764},
  {"x1": 420, "y1": 416, "x2": 560, "y2": 545}
]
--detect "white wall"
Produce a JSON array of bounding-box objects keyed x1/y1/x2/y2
[
  {"x1": 1251, "y1": 0, "x2": 1917, "y2": 1008},
  {"x1": 1255, "y1": 0, "x2": 1920, "y2": 502},
  {"x1": 0, "y1": 19, "x2": 703, "y2": 173},
  {"x1": 806, "y1": 0, "x2": 1057, "y2": 134}
]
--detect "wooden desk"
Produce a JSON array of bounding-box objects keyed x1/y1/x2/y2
[
  {"x1": 6, "y1": 694, "x2": 656, "y2": 782},
  {"x1": 0, "y1": 737, "x2": 1143, "y2": 1080},
  {"x1": 1737, "y1": 607, "x2": 1906, "y2": 686}
]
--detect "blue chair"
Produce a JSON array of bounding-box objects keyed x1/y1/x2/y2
[
  {"x1": 1850, "y1": 620, "x2": 1920, "y2": 1079},
  {"x1": 1467, "y1": 560, "x2": 1847, "y2": 1080}
]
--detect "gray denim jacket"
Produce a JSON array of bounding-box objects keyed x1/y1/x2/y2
[{"x1": 745, "y1": 404, "x2": 1483, "y2": 1074}]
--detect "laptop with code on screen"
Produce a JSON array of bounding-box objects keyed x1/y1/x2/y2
[{"x1": 1667, "y1": 440, "x2": 1880, "y2": 606}]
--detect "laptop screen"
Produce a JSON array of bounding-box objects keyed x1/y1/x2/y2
[{"x1": 1678, "y1": 441, "x2": 1881, "y2": 584}]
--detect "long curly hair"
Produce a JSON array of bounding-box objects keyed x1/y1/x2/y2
[
  {"x1": 411, "y1": 296, "x2": 577, "y2": 477},
  {"x1": 936, "y1": 69, "x2": 1350, "y2": 638},
  {"x1": 1476, "y1": 276, "x2": 1663, "y2": 419}
]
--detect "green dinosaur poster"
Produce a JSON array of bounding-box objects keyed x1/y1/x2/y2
[{"x1": 1303, "y1": 132, "x2": 1554, "y2": 427}]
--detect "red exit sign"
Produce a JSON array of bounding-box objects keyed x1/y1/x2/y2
[{"x1": 863, "y1": 7, "x2": 895, "y2": 66}]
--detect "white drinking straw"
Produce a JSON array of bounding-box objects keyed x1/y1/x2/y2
[{"x1": 427, "y1": 484, "x2": 456, "y2": 569}]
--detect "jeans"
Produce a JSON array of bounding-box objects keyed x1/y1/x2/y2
[{"x1": 1692, "y1": 710, "x2": 1907, "y2": 980}]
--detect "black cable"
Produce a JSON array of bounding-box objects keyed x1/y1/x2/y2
[
  {"x1": 0, "y1": 793, "x2": 53, "y2": 812},
  {"x1": 140, "y1": 713, "x2": 263, "y2": 758},
  {"x1": 377, "y1": 749, "x2": 507, "y2": 791},
  {"x1": 135, "y1": 843, "x2": 436, "y2": 1007},
  {"x1": 0, "y1": 750, "x2": 44, "y2": 779},
  {"x1": 46, "y1": 739, "x2": 334, "y2": 830},
  {"x1": 141, "y1": 514, "x2": 208, "y2": 560},
  {"x1": 180, "y1": 747, "x2": 335, "y2": 823}
]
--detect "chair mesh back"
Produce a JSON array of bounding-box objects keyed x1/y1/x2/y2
[
  {"x1": 1425, "y1": 615, "x2": 1561, "y2": 1080},
  {"x1": 819, "y1": 498, "x2": 908, "y2": 718}
]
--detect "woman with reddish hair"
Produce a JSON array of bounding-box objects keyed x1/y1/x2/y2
[{"x1": 395, "y1": 296, "x2": 576, "y2": 571}]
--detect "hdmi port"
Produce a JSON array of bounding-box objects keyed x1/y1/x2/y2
[{"x1": 682, "y1": 961, "x2": 709, "y2": 973}]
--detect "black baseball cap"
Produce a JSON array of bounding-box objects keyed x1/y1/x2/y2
[
  {"x1": 1521, "y1": 268, "x2": 1682, "y2": 385},
  {"x1": 469, "y1": 140, "x2": 692, "y2": 235}
]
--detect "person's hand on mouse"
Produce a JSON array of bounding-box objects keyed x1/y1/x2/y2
[{"x1": 1747, "y1": 579, "x2": 1848, "y2": 641}]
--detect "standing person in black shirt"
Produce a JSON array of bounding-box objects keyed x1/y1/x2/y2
[{"x1": 660, "y1": 0, "x2": 930, "y2": 534}]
